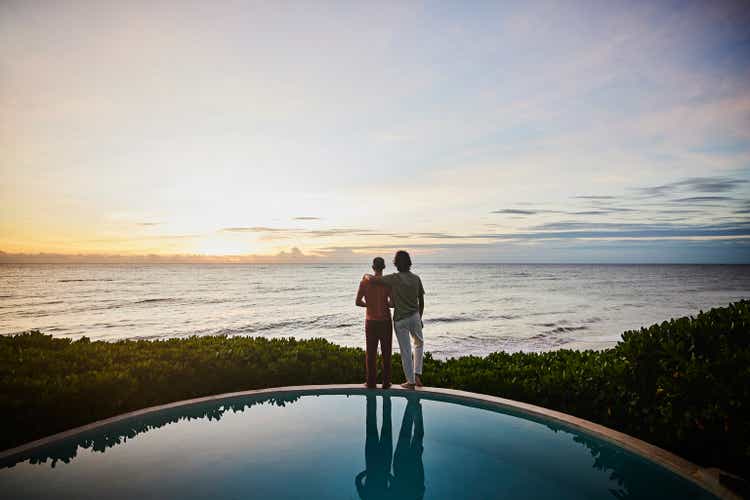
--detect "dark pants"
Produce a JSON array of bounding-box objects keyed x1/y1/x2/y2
[
  {"x1": 355, "y1": 395, "x2": 392, "y2": 499},
  {"x1": 392, "y1": 398, "x2": 425, "y2": 499},
  {"x1": 365, "y1": 319, "x2": 392, "y2": 387}
]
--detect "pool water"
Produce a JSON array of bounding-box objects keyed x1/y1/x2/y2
[{"x1": 0, "y1": 390, "x2": 715, "y2": 499}]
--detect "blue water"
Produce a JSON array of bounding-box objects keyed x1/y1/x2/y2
[
  {"x1": 2, "y1": 264, "x2": 749, "y2": 357},
  {"x1": 0, "y1": 390, "x2": 714, "y2": 499}
]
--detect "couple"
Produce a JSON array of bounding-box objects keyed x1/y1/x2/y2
[{"x1": 356, "y1": 250, "x2": 425, "y2": 390}]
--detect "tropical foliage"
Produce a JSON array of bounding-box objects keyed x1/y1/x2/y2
[{"x1": 1, "y1": 300, "x2": 747, "y2": 475}]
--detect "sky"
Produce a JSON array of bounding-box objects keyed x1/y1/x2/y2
[{"x1": 1, "y1": 0, "x2": 749, "y2": 263}]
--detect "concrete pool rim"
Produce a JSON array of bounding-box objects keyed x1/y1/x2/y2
[{"x1": 0, "y1": 384, "x2": 740, "y2": 499}]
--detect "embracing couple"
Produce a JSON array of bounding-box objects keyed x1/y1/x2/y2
[{"x1": 356, "y1": 250, "x2": 425, "y2": 390}]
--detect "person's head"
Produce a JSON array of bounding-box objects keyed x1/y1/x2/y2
[
  {"x1": 393, "y1": 250, "x2": 412, "y2": 272},
  {"x1": 372, "y1": 256, "x2": 385, "y2": 274}
]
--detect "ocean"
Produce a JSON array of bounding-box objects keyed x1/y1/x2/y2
[{"x1": 1, "y1": 264, "x2": 748, "y2": 358}]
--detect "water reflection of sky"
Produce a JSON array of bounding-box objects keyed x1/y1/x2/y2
[{"x1": 0, "y1": 392, "x2": 714, "y2": 499}]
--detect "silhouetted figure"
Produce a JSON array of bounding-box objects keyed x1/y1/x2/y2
[
  {"x1": 364, "y1": 250, "x2": 425, "y2": 389},
  {"x1": 355, "y1": 395, "x2": 393, "y2": 500},
  {"x1": 391, "y1": 397, "x2": 425, "y2": 499},
  {"x1": 356, "y1": 256, "x2": 393, "y2": 388}
]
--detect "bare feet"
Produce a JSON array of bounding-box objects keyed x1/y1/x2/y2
[
  {"x1": 400, "y1": 382, "x2": 416, "y2": 389},
  {"x1": 415, "y1": 375, "x2": 424, "y2": 387}
]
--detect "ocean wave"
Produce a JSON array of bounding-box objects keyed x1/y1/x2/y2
[
  {"x1": 197, "y1": 298, "x2": 235, "y2": 305},
  {"x1": 206, "y1": 315, "x2": 357, "y2": 337},
  {"x1": 525, "y1": 333, "x2": 569, "y2": 349},
  {"x1": 548, "y1": 325, "x2": 588, "y2": 333},
  {"x1": 134, "y1": 298, "x2": 175, "y2": 304},
  {"x1": 58, "y1": 279, "x2": 114, "y2": 283},
  {"x1": 331, "y1": 322, "x2": 356, "y2": 328},
  {"x1": 427, "y1": 315, "x2": 478, "y2": 324},
  {"x1": 8, "y1": 300, "x2": 65, "y2": 307},
  {"x1": 211, "y1": 320, "x2": 297, "y2": 336},
  {"x1": 2, "y1": 300, "x2": 66, "y2": 317}
]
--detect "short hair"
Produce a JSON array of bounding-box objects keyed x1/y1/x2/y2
[
  {"x1": 372, "y1": 256, "x2": 385, "y2": 271},
  {"x1": 393, "y1": 250, "x2": 412, "y2": 272}
]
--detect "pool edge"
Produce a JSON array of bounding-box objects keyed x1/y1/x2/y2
[{"x1": 0, "y1": 384, "x2": 740, "y2": 500}]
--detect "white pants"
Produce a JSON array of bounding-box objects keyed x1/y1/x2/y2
[{"x1": 394, "y1": 312, "x2": 424, "y2": 384}]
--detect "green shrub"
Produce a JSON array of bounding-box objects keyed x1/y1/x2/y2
[{"x1": 1, "y1": 301, "x2": 747, "y2": 476}]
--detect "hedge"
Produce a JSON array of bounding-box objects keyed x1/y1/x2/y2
[{"x1": 1, "y1": 300, "x2": 747, "y2": 476}]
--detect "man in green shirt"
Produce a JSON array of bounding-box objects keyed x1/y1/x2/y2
[{"x1": 364, "y1": 250, "x2": 425, "y2": 389}]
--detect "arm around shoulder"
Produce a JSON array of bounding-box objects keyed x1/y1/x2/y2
[{"x1": 363, "y1": 273, "x2": 392, "y2": 287}]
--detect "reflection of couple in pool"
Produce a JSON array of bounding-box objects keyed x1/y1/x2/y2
[{"x1": 355, "y1": 395, "x2": 425, "y2": 500}]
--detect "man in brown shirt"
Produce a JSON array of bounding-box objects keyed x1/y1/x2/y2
[{"x1": 356, "y1": 257, "x2": 393, "y2": 388}]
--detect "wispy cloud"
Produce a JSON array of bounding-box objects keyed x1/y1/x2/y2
[
  {"x1": 638, "y1": 177, "x2": 748, "y2": 196},
  {"x1": 491, "y1": 209, "x2": 538, "y2": 215},
  {"x1": 221, "y1": 227, "x2": 288, "y2": 233},
  {"x1": 491, "y1": 207, "x2": 635, "y2": 216},
  {"x1": 85, "y1": 234, "x2": 199, "y2": 242},
  {"x1": 219, "y1": 226, "x2": 374, "y2": 240},
  {"x1": 670, "y1": 196, "x2": 736, "y2": 203},
  {"x1": 292, "y1": 216, "x2": 321, "y2": 221},
  {"x1": 0, "y1": 247, "x2": 351, "y2": 264}
]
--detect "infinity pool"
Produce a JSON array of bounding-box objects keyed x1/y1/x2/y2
[{"x1": 0, "y1": 389, "x2": 715, "y2": 499}]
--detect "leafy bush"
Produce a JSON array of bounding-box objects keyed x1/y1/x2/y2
[{"x1": 1, "y1": 301, "x2": 747, "y2": 476}]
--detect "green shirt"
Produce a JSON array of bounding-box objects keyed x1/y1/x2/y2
[{"x1": 382, "y1": 272, "x2": 425, "y2": 322}]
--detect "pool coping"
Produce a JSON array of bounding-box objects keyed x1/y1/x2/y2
[{"x1": 0, "y1": 384, "x2": 740, "y2": 499}]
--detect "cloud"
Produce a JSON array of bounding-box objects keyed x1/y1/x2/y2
[
  {"x1": 219, "y1": 226, "x2": 376, "y2": 240},
  {"x1": 569, "y1": 210, "x2": 629, "y2": 216},
  {"x1": 292, "y1": 216, "x2": 321, "y2": 221},
  {"x1": 491, "y1": 209, "x2": 538, "y2": 215},
  {"x1": 638, "y1": 177, "x2": 748, "y2": 196},
  {"x1": 670, "y1": 196, "x2": 736, "y2": 203},
  {"x1": 572, "y1": 195, "x2": 616, "y2": 200},
  {"x1": 221, "y1": 227, "x2": 288, "y2": 233},
  {"x1": 498, "y1": 221, "x2": 750, "y2": 239},
  {"x1": 135, "y1": 222, "x2": 161, "y2": 226},
  {"x1": 531, "y1": 222, "x2": 670, "y2": 231},
  {"x1": 0, "y1": 247, "x2": 359, "y2": 264},
  {"x1": 84, "y1": 234, "x2": 199, "y2": 242},
  {"x1": 305, "y1": 228, "x2": 372, "y2": 237},
  {"x1": 492, "y1": 207, "x2": 635, "y2": 216},
  {"x1": 685, "y1": 178, "x2": 748, "y2": 193},
  {"x1": 654, "y1": 209, "x2": 704, "y2": 214},
  {"x1": 332, "y1": 221, "x2": 750, "y2": 242},
  {"x1": 323, "y1": 238, "x2": 750, "y2": 264}
]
